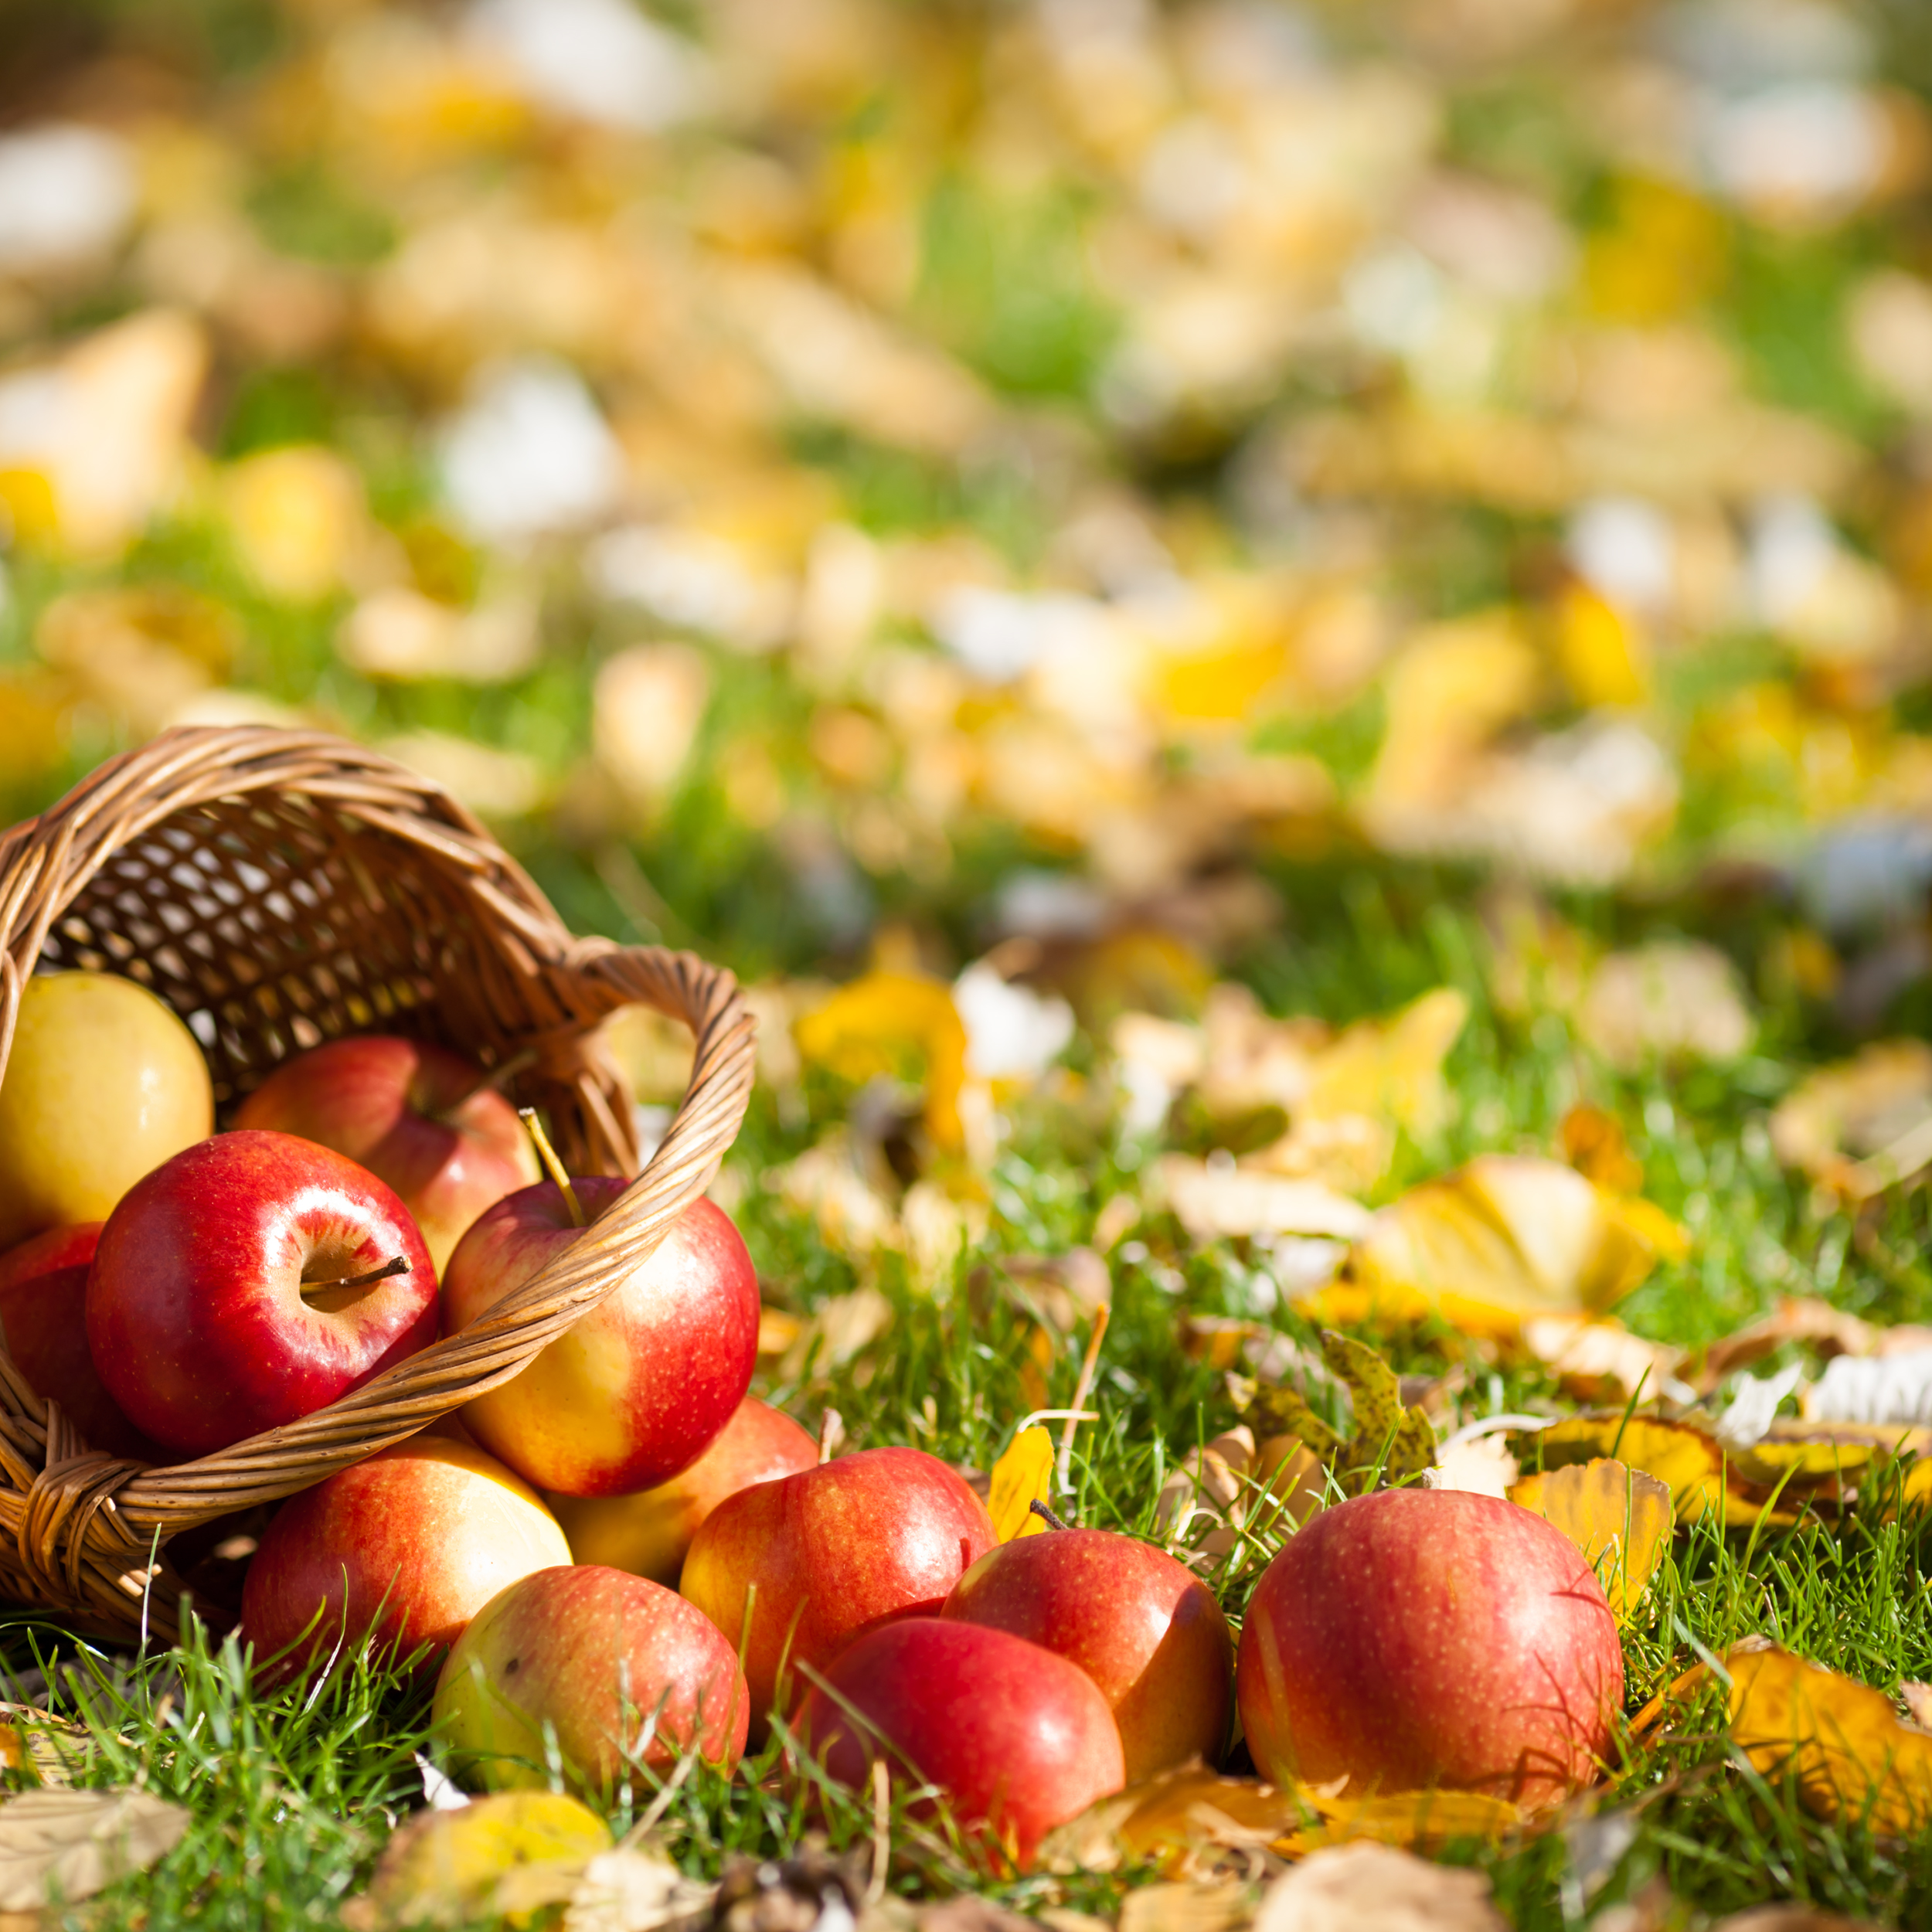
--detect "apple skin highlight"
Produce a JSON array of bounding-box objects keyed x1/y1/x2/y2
[
  {"x1": 445, "y1": 1185, "x2": 760, "y2": 1499},
  {"x1": 85, "y1": 1128, "x2": 440, "y2": 1458},
  {"x1": 1236, "y1": 1488, "x2": 1624, "y2": 1808}
]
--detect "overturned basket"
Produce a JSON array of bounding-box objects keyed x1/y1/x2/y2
[{"x1": 0, "y1": 726, "x2": 757, "y2": 1640}]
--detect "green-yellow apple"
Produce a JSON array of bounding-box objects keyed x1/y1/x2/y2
[
  {"x1": 235, "y1": 1036, "x2": 539, "y2": 1270},
  {"x1": 942, "y1": 1526, "x2": 1232, "y2": 1781},
  {"x1": 85, "y1": 1130, "x2": 440, "y2": 1455},
  {"x1": 0, "y1": 972, "x2": 213, "y2": 1251},
  {"x1": 445, "y1": 1183, "x2": 759, "y2": 1498},
  {"x1": 679, "y1": 1444, "x2": 995, "y2": 1737},
  {"x1": 240, "y1": 1436, "x2": 570, "y2": 1675},
  {"x1": 1236, "y1": 1488, "x2": 1623, "y2": 1806},
  {"x1": 435, "y1": 1564, "x2": 750, "y2": 1794},
  {"x1": 796, "y1": 1618, "x2": 1124, "y2": 1871},
  {"x1": 547, "y1": 1396, "x2": 816, "y2": 1583},
  {"x1": 0, "y1": 1225, "x2": 162, "y2": 1461}
]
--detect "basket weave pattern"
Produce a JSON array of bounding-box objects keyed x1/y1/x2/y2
[{"x1": 0, "y1": 727, "x2": 757, "y2": 1638}]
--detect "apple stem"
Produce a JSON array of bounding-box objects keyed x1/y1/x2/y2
[
  {"x1": 441, "y1": 1046, "x2": 538, "y2": 1120},
  {"x1": 519, "y1": 1107, "x2": 587, "y2": 1228},
  {"x1": 304, "y1": 1253, "x2": 410, "y2": 1294},
  {"x1": 1029, "y1": 1498, "x2": 1074, "y2": 1532}
]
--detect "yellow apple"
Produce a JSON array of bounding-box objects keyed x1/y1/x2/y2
[{"x1": 0, "y1": 973, "x2": 213, "y2": 1251}]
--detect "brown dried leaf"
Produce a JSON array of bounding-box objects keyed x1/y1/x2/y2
[
  {"x1": 1253, "y1": 1842, "x2": 1507, "y2": 1932},
  {"x1": 1116, "y1": 1881, "x2": 1254, "y2": 1932},
  {"x1": 1770, "y1": 1041, "x2": 1932, "y2": 1195},
  {"x1": 1521, "y1": 1315, "x2": 1684, "y2": 1404},
  {"x1": 1036, "y1": 1768, "x2": 1306, "y2": 1876},
  {"x1": 0, "y1": 1788, "x2": 190, "y2": 1912}
]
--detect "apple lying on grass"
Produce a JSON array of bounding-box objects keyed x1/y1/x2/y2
[
  {"x1": 679, "y1": 1444, "x2": 996, "y2": 1736},
  {"x1": 235, "y1": 1035, "x2": 539, "y2": 1271},
  {"x1": 797, "y1": 1617, "x2": 1125, "y2": 1871},
  {"x1": 547, "y1": 1396, "x2": 817, "y2": 1583},
  {"x1": 942, "y1": 1525, "x2": 1233, "y2": 1781},
  {"x1": 0, "y1": 1225, "x2": 162, "y2": 1461},
  {"x1": 0, "y1": 971, "x2": 213, "y2": 1253},
  {"x1": 435, "y1": 1564, "x2": 750, "y2": 1794},
  {"x1": 1236, "y1": 1487, "x2": 1623, "y2": 1807},
  {"x1": 240, "y1": 1436, "x2": 570, "y2": 1675},
  {"x1": 445, "y1": 1184, "x2": 759, "y2": 1498},
  {"x1": 85, "y1": 1129, "x2": 439, "y2": 1457}
]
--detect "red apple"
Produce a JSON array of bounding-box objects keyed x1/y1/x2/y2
[
  {"x1": 235, "y1": 1036, "x2": 539, "y2": 1270},
  {"x1": 444, "y1": 1183, "x2": 758, "y2": 1499},
  {"x1": 0, "y1": 1226, "x2": 162, "y2": 1462},
  {"x1": 942, "y1": 1526, "x2": 1233, "y2": 1781},
  {"x1": 547, "y1": 1396, "x2": 818, "y2": 1583},
  {"x1": 434, "y1": 1564, "x2": 750, "y2": 1794},
  {"x1": 1236, "y1": 1488, "x2": 1623, "y2": 1807},
  {"x1": 679, "y1": 1445, "x2": 996, "y2": 1736},
  {"x1": 240, "y1": 1436, "x2": 572, "y2": 1675},
  {"x1": 796, "y1": 1618, "x2": 1124, "y2": 1871},
  {"x1": 85, "y1": 1130, "x2": 439, "y2": 1458}
]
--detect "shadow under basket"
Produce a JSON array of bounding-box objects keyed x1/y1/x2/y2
[{"x1": 0, "y1": 726, "x2": 756, "y2": 1641}]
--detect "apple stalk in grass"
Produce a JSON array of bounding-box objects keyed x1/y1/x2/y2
[
  {"x1": 442, "y1": 1108, "x2": 760, "y2": 1498},
  {"x1": 234, "y1": 1036, "x2": 539, "y2": 1271},
  {"x1": 84, "y1": 1130, "x2": 439, "y2": 1458}
]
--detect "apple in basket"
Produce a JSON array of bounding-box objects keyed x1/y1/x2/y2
[
  {"x1": 443, "y1": 1181, "x2": 759, "y2": 1499},
  {"x1": 796, "y1": 1618, "x2": 1125, "y2": 1872},
  {"x1": 234, "y1": 1036, "x2": 539, "y2": 1272},
  {"x1": 0, "y1": 971, "x2": 214, "y2": 1253},
  {"x1": 0, "y1": 1225, "x2": 163, "y2": 1462},
  {"x1": 679, "y1": 1445, "x2": 996, "y2": 1737},
  {"x1": 435, "y1": 1565, "x2": 750, "y2": 1794},
  {"x1": 1236, "y1": 1488, "x2": 1624, "y2": 1808},
  {"x1": 546, "y1": 1396, "x2": 818, "y2": 1584},
  {"x1": 85, "y1": 1130, "x2": 440, "y2": 1458},
  {"x1": 240, "y1": 1436, "x2": 571, "y2": 1676},
  {"x1": 942, "y1": 1525, "x2": 1233, "y2": 1782}
]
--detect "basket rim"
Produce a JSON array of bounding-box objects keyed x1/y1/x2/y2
[{"x1": 0, "y1": 726, "x2": 758, "y2": 1629}]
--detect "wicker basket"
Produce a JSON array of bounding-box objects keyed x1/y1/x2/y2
[{"x1": 0, "y1": 726, "x2": 757, "y2": 1640}]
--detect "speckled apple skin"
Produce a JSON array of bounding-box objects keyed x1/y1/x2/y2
[
  {"x1": 680, "y1": 1445, "x2": 996, "y2": 1736},
  {"x1": 434, "y1": 1564, "x2": 750, "y2": 1794},
  {"x1": 235, "y1": 1036, "x2": 539, "y2": 1271},
  {"x1": 942, "y1": 1526, "x2": 1233, "y2": 1781},
  {"x1": 0, "y1": 1224, "x2": 162, "y2": 1461},
  {"x1": 444, "y1": 1185, "x2": 759, "y2": 1498},
  {"x1": 240, "y1": 1437, "x2": 570, "y2": 1675},
  {"x1": 84, "y1": 1130, "x2": 440, "y2": 1457},
  {"x1": 1236, "y1": 1488, "x2": 1624, "y2": 1806},
  {"x1": 549, "y1": 1396, "x2": 818, "y2": 1583},
  {"x1": 797, "y1": 1618, "x2": 1125, "y2": 1871}
]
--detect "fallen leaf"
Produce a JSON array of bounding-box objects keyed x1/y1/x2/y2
[
  {"x1": 560, "y1": 1846, "x2": 716, "y2": 1932},
  {"x1": 795, "y1": 972, "x2": 969, "y2": 1152},
  {"x1": 1506, "y1": 1458, "x2": 1671, "y2": 1623},
  {"x1": 1521, "y1": 1315, "x2": 1685, "y2": 1404},
  {"x1": 1532, "y1": 1414, "x2": 1728, "y2": 1522},
  {"x1": 1037, "y1": 1767, "x2": 1306, "y2": 1876},
  {"x1": 1243, "y1": 1333, "x2": 1434, "y2": 1498},
  {"x1": 1558, "y1": 1103, "x2": 1645, "y2": 1195},
  {"x1": 1280, "y1": 1788, "x2": 1522, "y2": 1855},
  {"x1": 0, "y1": 1706, "x2": 96, "y2": 1791},
  {"x1": 342, "y1": 1791, "x2": 611, "y2": 1931},
  {"x1": 986, "y1": 1426, "x2": 1056, "y2": 1542},
  {"x1": 1577, "y1": 940, "x2": 1754, "y2": 1070},
  {"x1": 1701, "y1": 1298, "x2": 1882, "y2": 1386},
  {"x1": 1900, "y1": 1682, "x2": 1932, "y2": 1732},
  {"x1": 1116, "y1": 1880, "x2": 1253, "y2": 1932},
  {"x1": 1770, "y1": 1041, "x2": 1932, "y2": 1195},
  {"x1": 1352, "y1": 1155, "x2": 1682, "y2": 1338},
  {"x1": 1157, "y1": 1158, "x2": 1373, "y2": 1245},
  {"x1": 1427, "y1": 1435, "x2": 1519, "y2": 1498},
  {"x1": 1804, "y1": 1349, "x2": 1932, "y2": 1429},
  {"x1": 0, "y1": 1788, "x2": 189, "y2": 1912},
  {"x1": 1711, "y1": 1909, "x2": 1887, "y2": 1932},
  {"x1": 1726, "y1": 1645, "x2": 1932, "y2": 1836},
  {"x1": 1253, "y1": 1841, "x2": 1507, "y2": 1932}
]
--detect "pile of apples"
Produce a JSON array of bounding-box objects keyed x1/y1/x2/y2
[{"x1": 0, "y1": 970, "x2": 1626, "y2": 1872}]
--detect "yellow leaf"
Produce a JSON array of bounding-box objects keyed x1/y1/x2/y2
[
  {"x1": 1298, "y1": 988, "x2": 1468, "y2": 1140},
  {"x1": 342, "y1": 1791, "x2": 611, "y2": 1932},
  {"x1": 1727, "y1": 1645, "x2": 1932, "y2": 1836},
  {"x1": 1352, "y1": 1155, "x2": 1678, "y2": 1338},
  {"x1": 1507, "y1": 1458, "x2": 1671, "y2": 1624},
  {"x1": 987, "y1": 1424, "x2": 1056, "y2": 1542},
  {"x1": 794, "y1": 971, "x2": 968, "y2": 1151},
  {"x1": 1535, "y1": 1414, "x2": 1726, "y2": 1522},
  {"x1": 1283, "y1": 1787, "x2": 1523, "y2": 1855},
  {"x1": 1036, "y1": 1767, "x2": 1308, "y2": 1876},
  {"x1": 1555, "y1": 583, "x2": 1648, "y2": 709}
]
